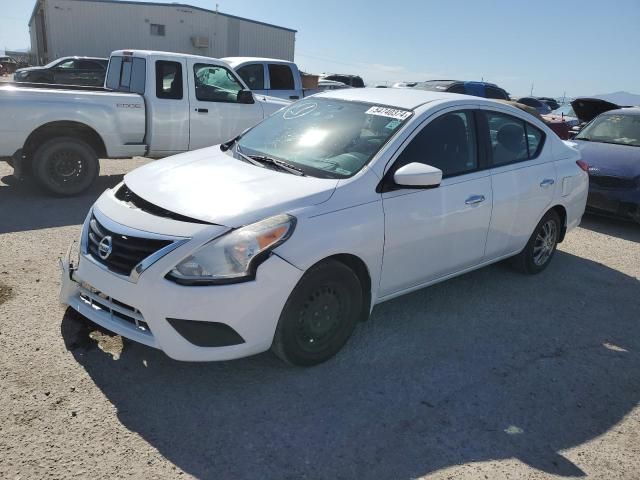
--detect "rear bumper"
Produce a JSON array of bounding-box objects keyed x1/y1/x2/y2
[{"x1": 587, "y1": 187, "x2": 640, "y2": 222}]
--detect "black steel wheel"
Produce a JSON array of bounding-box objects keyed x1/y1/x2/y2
[
  {"x1": 32, "y1": 137, "x2": 99, "y2": 196},
  {"x1": 272, "y1": 259, "x2": 363, "y2": 366}
]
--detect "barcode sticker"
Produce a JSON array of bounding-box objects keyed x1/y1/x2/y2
[{"x1": 366, "y1": 106, "x2": 412, "y2": 121}]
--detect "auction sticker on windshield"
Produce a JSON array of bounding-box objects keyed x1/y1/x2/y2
[{"x1": 366, "y1": 106, "x2": 412, "y2": 121}]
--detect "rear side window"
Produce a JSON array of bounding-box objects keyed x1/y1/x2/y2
[
  {"x1": 352, "y1": 77, "x2": 364, "y2": 88},
  {"x1": 106, "y1": 56, "x2": 146, "y2": 94},
  {"x1": 236, "y1": 63, "x2": 264, "y2": 90},
  {"x1": 155, "y1": 60, "x2": 183, "y2": 100},
  {"x1": 78, "y1": 60, "x2": 103, "y2": 70},
  {"x1": 268, "y1": 64, "x2": 294, "y2": 90},
  {"x1": 486, "y1": 87, "x2": 508, "y2": 100},
  {"x1": 394, "y1": 111, "x2": 478, "y2": 177},
  {"x1": 485, "y1": 111, "x2": 545, "y2": 166}
]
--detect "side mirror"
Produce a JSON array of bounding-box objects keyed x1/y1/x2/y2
[
  {"x1": 393, "y1": 162, "x2": 442, "y2": 188},
  {"x1": 237, "y1": 89, "x2": 255, "y2": 104}
]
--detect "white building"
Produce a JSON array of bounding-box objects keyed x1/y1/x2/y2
[{"x1": 29, "y1": 0, "x2": 296, "y2": 64}]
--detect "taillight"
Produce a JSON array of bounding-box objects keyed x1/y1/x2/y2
[{"x1": 576, "y1": 160, "x2": 589, "y2": 172}]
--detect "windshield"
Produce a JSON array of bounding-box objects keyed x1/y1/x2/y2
[
  {"x1": 576, "y1": 113, "x2": 640, "y2": 147},
  {"x1": 236, "y1": 98, "x2": 412, "y2": 178},
  {"x1": 552, "y1": 104, "x2": 576, "y2": 117}
]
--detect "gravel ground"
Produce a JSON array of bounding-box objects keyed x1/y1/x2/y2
[{"x1": 0, "y1": 158, "x2": 639, "y2": 479}]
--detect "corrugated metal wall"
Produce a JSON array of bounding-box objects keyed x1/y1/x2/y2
[{"x1": 39, "y1": 0, "x2": 295, "y2": 63}]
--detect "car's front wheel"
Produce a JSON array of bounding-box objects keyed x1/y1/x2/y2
[
  {"x1": 511, "y1": 209, "x2": 561, "y2": 274},
  {"x1": 271, "y1": 259, "x2": 363, "y2": 366}
]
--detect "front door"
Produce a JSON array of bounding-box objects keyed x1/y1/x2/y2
[
  {"x1": 379, "y1": 110, "x2": 492, "y2": 297},
  {"x1": 188, "y1": 60, "x2": 264, "y2": 150}
]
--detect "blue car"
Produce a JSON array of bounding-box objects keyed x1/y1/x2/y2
[{"x1": 573, "y1": 108, "x2": 640, "y2": 223}]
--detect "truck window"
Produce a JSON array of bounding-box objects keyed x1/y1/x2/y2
[
  {"x1": 106, "y1": 56, "x2": 146, "y2": 94},
  {"x1": 236, "y1": 64, "x2": 264, "y2": 90},
  {"x1": 268, "y1": 64, "x2": 294, "y2": 90},
  {"x1": 155, "y1": 61, "x2": 183, "y2": 100},
  {"x1": 193, "y1": 63, "x2": 243, "y2": 103}
]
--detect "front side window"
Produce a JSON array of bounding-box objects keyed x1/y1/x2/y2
[
  {"x1": 238, "y1": 99, "x2": 412, "y2": 178},
  {"x1": 236, "y1": 63, "x2": 264, "y2": 90},
  {"x1": 268, "y1": 64, "x2": 294, "y2": 90},
  {"x1": 156, "y1": 60, "x2": 182, "y2": 99},
  {"x1": 485, "y1": 111, "x2": 545, "y2": 166},
  {"x1": 194, "y1": 64, "x2": 243, "y2": 102},
  {"x1": 394, "y1": 111, "x2": 478, "y2": 177},
  {"x1": 576, "y1": 113, "x2": 640, "y2": 147},
  {"x1": 56, "y1": 59, "x2": 77, "y2": 69}
]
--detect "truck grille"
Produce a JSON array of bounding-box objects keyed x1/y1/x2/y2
[
  {"x1": 87, "y1": 215, "x2": 172, "y2": 276},
  {"x1": 589, "y1": 175, "x2": 636, "y2": 190}
]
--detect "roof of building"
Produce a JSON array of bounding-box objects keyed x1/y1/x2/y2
[{"x1": 29, "y1": 0, "x2": 297, "y2": 32}]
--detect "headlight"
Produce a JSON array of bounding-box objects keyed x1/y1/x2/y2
[{"x1": 166, "y1": 214, "x2": 296, "y2": 285}]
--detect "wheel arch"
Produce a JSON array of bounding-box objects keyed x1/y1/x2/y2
[
  {"x1": 308, "y1": 253, "x2": 373, "y2": 322},
  {"x1": 22, "y1": 121, "x2": 106, "y2": 173},
  {"x1": 549, "y1": 204, "x2": 568, "y2": 242}
]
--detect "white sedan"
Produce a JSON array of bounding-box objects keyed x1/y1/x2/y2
[{"x1": 60, "y1": 88, "x2": 588, "y2": 366}]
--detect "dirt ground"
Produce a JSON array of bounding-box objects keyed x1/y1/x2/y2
[{"x1": 0, "y1": 158, "x2": 639, "y2": 479}]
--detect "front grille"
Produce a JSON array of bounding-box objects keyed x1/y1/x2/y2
[
  {"x1": 87, "y1": 215, "x2": 172, "y2": 276},
  {"x1": 589, "y1": 175, "x2": 636, "y2": 190},
  {"x1": 78, "y1": 282, "x2": 152, "y2": 335}
]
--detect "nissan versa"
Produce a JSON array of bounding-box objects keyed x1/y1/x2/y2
[{"x1": 60, "y1": 89, "x2": 588, "y2": 366}]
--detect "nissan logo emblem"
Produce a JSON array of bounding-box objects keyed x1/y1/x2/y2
[{"x1": 98, "y1": 236, "x2": 113, "y2": 260}]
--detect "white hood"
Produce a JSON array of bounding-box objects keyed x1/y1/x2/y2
[{"x1": 124, "y1": 147, "x2": 338, "y2": 228}]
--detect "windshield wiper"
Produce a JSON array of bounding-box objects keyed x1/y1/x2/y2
[{"x1": 246, "y1": 153, "x2": 306, "y2": 176}]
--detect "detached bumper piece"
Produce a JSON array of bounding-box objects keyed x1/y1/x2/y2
[{"x1": 167, "y1": 318, "x2": 246, "y2": 347}]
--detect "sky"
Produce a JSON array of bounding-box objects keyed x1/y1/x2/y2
[{"x1": 1, "y1": 0, "x2": 639, "y2": 97}]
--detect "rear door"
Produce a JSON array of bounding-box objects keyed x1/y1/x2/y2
[
  {"x1": 481, "y1": 108, "x2": 557, "y2": 259},
  {"x1": 51, "y1": 59, "x2": 78, "y2": 84},
  {"x1": 188, "y1": 59, "x2": 263, "y2": 150}
]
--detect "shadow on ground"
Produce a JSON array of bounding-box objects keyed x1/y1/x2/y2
[
  {"x1": 581, "y1": 213, "x2": 640, "y2": 243},
  {"x1": 0, "y1": 174, "x2": 124, "y2": 234},
  {"x1": 61, "y1": 248, "x2": 640, "y2": 479}
]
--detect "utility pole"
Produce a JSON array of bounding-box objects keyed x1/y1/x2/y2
[{"x1": 530, "y1": 82, "x2": 534, "y2": 96}]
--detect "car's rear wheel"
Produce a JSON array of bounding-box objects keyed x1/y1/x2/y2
[
  {"x1": 271, "y1": 259, "x2": 363, "y2": 366},
  {"x1": 511, "y1": 209, "x2": 561, "y2": 274},
  {"x1": 32, "y1": 137, "x2": 99, "y2": 196}
]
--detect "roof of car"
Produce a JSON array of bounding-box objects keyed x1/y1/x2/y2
[
  {"x1": 316, "y1": 87, "x2": 483, "y2": 110},
  {"x1": 221, "y1": 57, "x2": 293, "y2": 65},
  {"x1": 601, "y1": 107, "x2": 640, "y2": 116}
]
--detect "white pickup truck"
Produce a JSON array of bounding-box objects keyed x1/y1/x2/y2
[
  {"x1": 0, "y1": 50, "x2": 288, "y2": 195},
  {"x1": 222, "y1": 57, "x2": 325, "y2": 101}
]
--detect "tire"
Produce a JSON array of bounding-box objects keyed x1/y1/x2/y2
[
  {"x1": 271, "y1": 259, "x2": 363, "y2": 366},
  {"x1": 32, "y1": 137, "x2": 99, "y2": 196},
  {"x1": 511, "y1": 209, "x2": 561, "y2": 274}
]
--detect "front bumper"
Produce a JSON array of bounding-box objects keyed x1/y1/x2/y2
[
  {"x1": 60, "y1": 244, "x2": 304, "y2": 361},
  {"x1": 586, "y1": 187, "x2": 640, "y2": 223}
]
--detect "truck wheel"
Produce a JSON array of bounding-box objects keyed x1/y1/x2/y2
[{"x1": 32, "y1": 137, "x2": 100, "y2": 196}]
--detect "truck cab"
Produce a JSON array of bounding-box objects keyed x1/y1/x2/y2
[{"x1": 222, "y1": 57, "x2": 317, "y2": 101}]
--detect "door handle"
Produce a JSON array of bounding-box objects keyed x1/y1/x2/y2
[
  {"x1": 540, "y1": 179, "x2": 555, "y2": 188},
  {"x1": 465, "y1": 195, "x2": 486, "y2": 205},
  {"x1": 195, "y1": 108, "x2": 208, "y2": 113},
  {"x1": 289, "y1": 95, "x2": 300, "y2": 100}
]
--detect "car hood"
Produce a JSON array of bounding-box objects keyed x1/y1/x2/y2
[
  {"x1": 574, "y1": 140, "x2": 640, "y2": 178},
  {"x1": 14, "y1": 66, "x2": 44, "y2": 74},
  {"x1": 124, "y1": 147, "x2": 339, "y2": 228},
  {"x1": 571, "y1": 98, "x2": 620, "y2": 123}
]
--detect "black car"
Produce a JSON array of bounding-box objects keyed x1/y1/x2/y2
[
  {"x1": 14, "y1": 56, "x2": 108, "y2": 86},
  {"x1": 538, "y1": 96, "x2": 560, "y2": 110},
  {"x1": 320, "y1": 74, "x2": 365, "y2": 88},
  {"x1": 573, "y1": 107, "x2": 640, "y2": 223},
  {"x1": 516, "y1": 97, "x2": 553, "y2": 115},
  {"x1": 413, "y1": 80, "x2": 510, "y2": 100}
]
